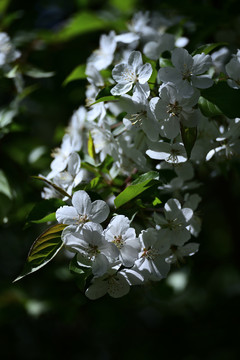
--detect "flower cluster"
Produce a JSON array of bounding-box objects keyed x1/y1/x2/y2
[{"x1": 19, "y1": 11, "x2": 240, "y2": 299}]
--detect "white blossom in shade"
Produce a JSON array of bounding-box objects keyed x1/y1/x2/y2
[
  {"x1": 56, "y1": 190, "x2": 110, "y2": 230},
  {"x1": 86, "y1": 84, "x2": 107, "y2": 124},
  {"x1": 211, "y1": 47, "x2": 229, "y2": 74},
  {"x1": 151, "y1": 83, "x2": 200, "y2": 139},
  {"x1": 120, "y1": 84, "x2": 160, "y2": 141},
  {"x1": 165, "y1": 242, "x2": 199, "y2": 264},
  {"x1": 87, "y1": 31, "x2": 117, "y2": 71},
  {"x1": 111, "y1": 51, "x2": 152, "y2": 96},
  {"x1": 91, "y1": 125, "x2": 119, "y2": 162},
  {"x1": 158, "y1": 48, "x2": 213, "y2": 96},
  {"x1": 134, "y1": 228, "x2": 171, "y2": 281},
  {"x1": 143, "y1": 33, "x2": 175, "y2": 60},
  {"x1": 50, "y1": 153, "x2": 84, "y2": 196},
  {"x1": 67, "y1": 106, "x2": 87, "y2": 141},
  {"x1": 184, "y1": 193, "x2": 202, "y2": 237},
  {"x1": 226, "y1": 49, "x2": 240, "y2": 89},
  {"x1": 115, "y1": 32, "x2": 140, "y2": 45},
  {"x1": 206, "y1": 118, "x2": 240, "y2": 161},
  {"x1": 146, "y1": 141, "x2": 187, "y2": 164},
  {"x1": 154, "y1": 198, "x2": 193, "y2": 246},
  {"x1": 85, "y1": 267, "x2": 130, "y2": 299},
  {"x1": 49, "y1": 133, "x2": 81, "y2": 178},
  {"x1": 103, "y1": 215, "x2": 140, "y2": 267},
  {"x1": 0, "y1": 32, "x2": 21, "y2": 66},
  {"x1": 62, "y1": 223, "x2": 118, "y2": 277}
]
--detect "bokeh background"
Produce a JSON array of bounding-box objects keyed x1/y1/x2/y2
[{"x1": 1, "y1": 0, "x2": 240, "y2": 359}]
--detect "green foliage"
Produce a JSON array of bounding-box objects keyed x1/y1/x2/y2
[
  {"x1": 201, "y1": 82, "x2": 240, "y2": 118},
  {"x1": 0, "y1": 170, "x2": 12, "y2": 199},
  {"x1": 14, "y1": 224, "x2": 66, "y2": 282},
  {"x1": 63, "y1": 64, "x2": 87, "y2": 86},
  {"x1": 114, "y1": 171, "x2": 159, "y2": 208},
  {"x1": 198, "y1": 96, "x2": 222, "y2": 117},
  {"x1": 180, "y1": 124, "x2": 197, "y2": 159},
  {"x1": 25, "y1": 199, "x2": 64, "y2": 227},
  {"x1": 191, "y1": 42, "x2": 227, "y2": 56}
]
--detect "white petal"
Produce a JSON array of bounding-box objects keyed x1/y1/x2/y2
[
  {"x1": 111, "y1": 82, "x2": 133, "y2": 96},
  {"x1": 91, "y1": 200, "x2": 110, "y2": 223},
  {"x1": 56, "y1": 206, "x2": 78, "y2": 225},
  {"x1": 92, "y1": 254, "x2": 109, "y2": 277},
  {"x1": 85, "y1": 278, "x2": 108, "y2": 300},
  {"x1": 72, "y1": 190, "x2": 92, "y2": 215},
  {"x1": 107, "y1": 273, "x2": 130, "y2": 298},
  {"x1": 138, "y1": 63, "x2": 152, "y2": 83}
]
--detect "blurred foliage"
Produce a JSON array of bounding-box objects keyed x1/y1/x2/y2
[{"x1": 1, "y1": 0, "x2": 240, "y2": 359}]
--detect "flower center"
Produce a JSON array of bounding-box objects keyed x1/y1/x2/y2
[
  {"x1": 181, "y1": 64, "x2": 192, "y2": 81},
  {"x1": 77, "y1": 214, "x2": 89, "y2": 225},
  {"x1": 141, "y1": 247, "x2": 160, "y2": 260},
  {"x1": 123, "y1": 67, "x2": 138, "y2": 83},
  {"x1": 88, "y1": 244, "x2": 100, "y2": 258},
  {"x1": 113, "y1": 235, "x2": 124, "y2": 249},
  {"x1": 167, "y1": 101, "x2": 182, "y2": 117},
  {"x1": 129, "y1": 110, "x2": 147, "y2": 125}
]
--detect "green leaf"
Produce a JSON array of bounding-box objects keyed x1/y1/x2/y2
[
  {"x1": 32, "y1": 176, "x2": 72, "y2": 199},
  {"x1": 84, "y1": 176, "x2": 102, "y2": 191},
  {"x1": 198, "y1": 96, "x2": 222, "y2": 117},
  {"x1": 14, "y1": 224, "x2": 66, "y2": 282},
  {"x1": 0, "y1": 170, "x2": 12, "y2": 199},
  {"x1": 114, "y1": 171, "x2": 159, "y2": 208},
  {"x1": 201, "y1": 82, "x2": 240, "y2": 118},
  {"x1": 181, "y1": 125, "x2": 197, "y2": 159},
  {"x1": 31, "y1": 212, "x2": 56, "y2": 224},
  {"x1": 25, "y1": 199, "x2": 64, "y2": 226},
  {"x1": 153, "y1": 197, "x2": 162, "y2": 206},
  {"x1": 63, "y1": 64, "x2": 86, "y2": 86},
  {"x1": 159, "y1": 57, "x2": 173, "y2": 68},
  {"x1": 192, "y1": 42, "x2": 227, "y2": 56},
  {"x1": 88, "y1": 131, "x2": 96, "y2": 160},
  {"x1": 0, "y1": 109, "x2": 17, "y2": 129},
  {"x1": 40, "y1": 12, "x2": 108, "y2": 43},
  {"x1": 69, "y1": 254, "x2": 85, "y2": 275},
  {"x1": 88, "y1": 96, "x2": 119, "y2": 107}
]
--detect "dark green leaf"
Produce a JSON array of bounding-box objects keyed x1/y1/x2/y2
[
  {"x1": 0, "y1": 170, "x2": 12, "y2": 199},
  {"x1": 198, "y1": 96, "x2": 222, "y2": 117},
  {"x1": 14, "y1": 224, "x2": 66, "y2": 282},
  {"x1": 159, "y1": 57, "x2": 173, "y2": 68},
  {"x1": 192, "y1": 42, "x2": 227, "y2": 56},
  {"x1": 201, "y1": 82, "x2": 240, "y2": 118},
  {"x1": 63, "y1": 64, "x2": 86, "y2": 86},
  {"x1": 181, "y1": 124, "x2": 197, "y2": 159},
  {"x1": 26, "y1": 198, "x2": 64, "y2": 226}
]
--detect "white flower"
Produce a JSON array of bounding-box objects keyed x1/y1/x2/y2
[
  {"x1": 56, "y1": 190, "x2": 110, "y2": 230},
  {"x1": 159, "y1": 48, "x2": 213, "y2": 96},
  {"x1": 154, "y1": 198, "x2": 193, "y2": 246},
  {"x1": 151, "y1": 83, "x2": 200, "y2": 139},
  {"x1": 49, "y1": 133, "x2": 81, "y2": 177},
  {"x1": 146, "y1": 141, "x2": 187, "y2": 164},
  {"x1": 165, "y1": 242, "x2": 199, "y2": 264},
  {"x1": 120, "y1": 84, "x2": 160, "y2": 141},
  {"x1": 87, "y1": 31, "x2": 116, "y2": 71},
  {"x1": 134, "y1": 228, "x2": 171, "y2": 281},
  {"x1": 111, "y1": 51, "x2": 152, "y2": 96},
  {"x1": 104, "y1": 215, "x2": 140, "y2": 267},
  {"x1": 0, "y1": 32, "x2": 21, "y2": 66},
  {"x1": 143, "y1": 33, "x2": 175, "y2": 60},
  {"x1": 226, "y1": 50, "x2": 240, "y2": 89},
  {"x1": 62, "y1": 223, "x2": 118, "y2": 277},
  {"x1": 85, "y1": 268, "x2": 130, "y2": 299},
  {"x1": 50, "y1": 153, "x2": 84, "y2": 196}
]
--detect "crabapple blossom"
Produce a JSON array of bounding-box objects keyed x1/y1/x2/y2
[
  {"x1": 158, "y1": 48, "x2": 213, "y2": 96},
  {"x1": 111, "y1": 51, "x2": 152, "y2": 96},
  {"x1": 56, "y1": 190, "x2": 110, "y2": 230},
  {"x1": 104, "y1": 215, "x2": 140, "y2": 267}
]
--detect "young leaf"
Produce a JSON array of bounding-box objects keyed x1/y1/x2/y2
[
  {"x1": 63, "y1": 64, "x2": 86, "y2": 86},
  {"x1": 14, "y1": 224, "x2": 66, "y2": 282},
  {"x1": 201, "y1": 82, "x2": 240, "y2": 118},
  {"x1": 181, "y1": 124, "x2": 197, "y2": 159},
  {"x1": 88, "y1": 131, "x2": 96, "y2": 160},
  {"x1": 0, "y1": 170, "x2": 12, "y2": 199},
  {"x1": 191, "y1": 42, "x2": 227, "y2": 56},
  {"x1": 114, "y1": 171, "x2": 159, "y2": 208},
  {"x1": 198, "y1": 96, "x2": 222, "y2": 117},
  {"x1": 25, "y1": 198, "x2": 64, "y2": 226}
]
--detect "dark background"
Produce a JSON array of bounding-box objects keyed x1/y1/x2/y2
[{"x1": 1, "y1": 0, "x2": 240, "y2": 359}]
